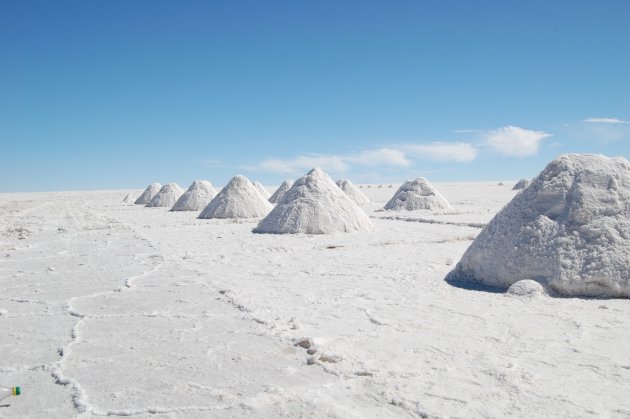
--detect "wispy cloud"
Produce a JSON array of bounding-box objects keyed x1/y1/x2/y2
[
  {"x1": 404, "y1": 142, "x2": 478, "y2": 162},
  {"x1": 484, "y1": 125, "x2": 551, "y2": 157},
  {"x1": 251, "y1": 147, "x2": 411, "y2": 175},
  {"x1": 583, "y1": 117, "x2": 627, "y2": 124}
]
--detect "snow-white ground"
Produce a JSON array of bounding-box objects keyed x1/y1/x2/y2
[{"x1": 1, "y1": 183, "x2": 629, "y2": 418}]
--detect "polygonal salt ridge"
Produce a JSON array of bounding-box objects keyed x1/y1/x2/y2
[
  {"x1": 336, "y1": 179, "x2": 370, "y2": 205},
  {"x1": 146, "y1": 183, "x2": 184, "y2": 207},
  {"x1": 134, "y1": 183, "x2": 161, "y2": 205},
  {"x1": 384, "y1": 177, "x2": 451, "y2": 211},
  {"x1": 199, "y1": 175, "x2": 272, "y2": 219},
  {"x1": 171, "y1": 180, "x2": 217, "y2": 211},
  {"x1": 269, "y1": 180, "x2": 294, "y2": 204},
  {"x1": 448, "y1": 153, "x2": 630, "y2": 298},
  {"x1": 254, "y1": 167, "x2": 374, "y2": 234}
]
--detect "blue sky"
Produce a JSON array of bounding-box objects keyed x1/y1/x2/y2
[{"x1": 1, "y1": 0, "x2": 628, "y2": 192}]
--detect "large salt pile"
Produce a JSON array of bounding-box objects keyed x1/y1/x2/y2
[
  {"x1": 269, "y1": 180, "x2": 293, "y2": 204},
  {"x1": 134, "y1": 183, "x2": 161, "y2": 205},
  {"x1": 253, "y1": 181, "x2": 270, "y2": 199},
  {"x1": 171, "y1": 180, "x2": 217, "y2": 211},
  {"x1": 254, "y1": 168, "x2": 374, "y2": 234},
  {"x1": 146, "y1": 183, "x2": 184, "y2": 207},
  {"x1": 336, "y1": 179, "x2": 370, "y2": 205},
  {"x1": 199, "y1": 175, "x2": 272, "y2": 219},
  {"x1": 447, "y1": 154, "x2": 630, "y2": 298},
  {"x1": 513, "y1": 178, "x2": 530, "y2": 190},
  {"x1": 384, "y1": 178, "x2": 451, "y2": 211}
]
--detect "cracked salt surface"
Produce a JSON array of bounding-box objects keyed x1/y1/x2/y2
[{"x1": 1, "y1": 183, "x2": 629, "y2": 418}]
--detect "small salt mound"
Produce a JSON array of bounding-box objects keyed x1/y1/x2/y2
[
  {"x1": 134, "y1": 183, "x2": 161, "y2": 205},
  {"x1": 447, "y1": 154, "x2": 630, "y2": 298},
  {"x1": 146, "y1": 183, "x2": 184, "y2": 207},
  {"x1": 336, "y1": 179, "x2": 370, "y2": 205},
  {"x1": 171, "y1": 180, "x2": 217, "y2": 211},
  {"x1": 122, "y1": 193, "x2": 135, "y2": 204},
  {"x1": 384, "y1": 178, "x2": 451, "y2": 211},
  {"x1": 253, "y1": 181, "x2": 270, "y2": 199},
  {"x1": 199, "y1": 175, "x2": 272, "y2": 219},
  {"x1": 269, "y1": 180, "x2": 294, "y2": 204},
  {"x1": 254, "y1": 168, "x2": 374, "y2": 234},
  {"x1": 513, "y1": 178, "x2": 530, "y2": 190},
  {"x1": 506, "y1": 280, "x2": 545, "y2": 297}
]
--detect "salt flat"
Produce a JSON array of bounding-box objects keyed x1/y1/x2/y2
[{"x1": 1, "y1": 183, "x2": 629, "y2": 418}]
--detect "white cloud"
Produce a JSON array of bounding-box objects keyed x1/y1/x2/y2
[
  {"x1": 347, "y1": 148, "x2": 410, "y2": 167},
  {"x1": 485, "y1": 125, "x2": 551, "y2": 157},
  {"x1": 252, "y1": 148, "x2": 410, "y2": 175},
  {"x1": 256, "y1": 154, "x2": 349, "y2": 174},
  {"x1": 584, "y1": 117, "x2": 627, "y2": 124},
  {"x1": 404, "y1": 142, "x2": 477, "y2": 162}
]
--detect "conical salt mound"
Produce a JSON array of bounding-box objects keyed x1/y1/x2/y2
[
  {"x1": 253, "y1": 181, "x2": 270, "y2": 199},
  {"x1": 336, "y1": 179, "x2": 370, "y2": 205},
  {"x1": 384, "y1": 178, "x2": 451, "y2": 211},
  {"x1": 122, "y1": 193, "x2": 135, "y2": 204},
  {"x1": 171, "y1": 180, "x2": 217, "y2": 211},
  {"x1": 447, "y1": 154, "x2": 630, "y2": 298},
  {"x1": 269, "y1": 180, "x2": 294, "y2": 204},
  {"x1": 146, "y1": 183, "x2": 184, "y2": 207},
  {"x1": 254, "y1": 168, "x2": 374, "y2": 234},
  {"x1": 512, "y1": 178, "x2": 530, "y2": 190},
  {"x1": 134, "y1": 183, "x2": 161, "y2": 205},
  {"x1": 199, "y1": 175, "x2": 272, "y2": 219}
]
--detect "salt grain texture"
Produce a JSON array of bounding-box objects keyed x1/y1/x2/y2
[
  {"x1": 513, "y1": 179, "x2": 530, "y2": 190},
  {"x1": 199, "y1": 175, "x2": 272, "y2": 219},
  {"x1": 134, "y1": 183, "x2": 161, "y2": 205},
  {"x1": 448, "y1": 154, "x2": 630, "y2": 298},
  {"x1": 146, "y1": 183, "x2": 184, "y2": 208},
  {"x1": 384, "y1": 178, "x2": 451, "y2": 211},
  {"x1": 171, "y1": 180, "x2": 217, "y2": 211},
  {"x1": 336, "y1": 179, "x2": 370, "y2": 205},
  {"x1": 269, "y1": 180, "x2": 294, "y2": 204},
  {"x1": 254, "y1": 168, "x2": 374, "y2": 234}
]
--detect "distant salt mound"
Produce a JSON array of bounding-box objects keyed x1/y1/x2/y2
[
  {"x1": 134, "y1": 183, "x2": 161, "y2": 205},
  {"x1": 146, "y1": 183, "x2": 184, "y2": 208},
  {"x1": 513, "y1": 178, "x2": 530, "y2": 190},
  {"x1": 447, "y1": 154, "x2": 630, "y2": 298},
  {"x1": 384, "y1": 178, "x2": 451, "y2": 211},
  {"x1": 253, "y1": 181, "x2": 270, "y2": 199},
  {"x1": 171, "y1": 180, "x2": 217, "y2": 211},
  {"x1": 254, "y1": 168, "x2": 374, "y2": 234},
  {"x1": 336, "y1": 179, "x2": 370, "y2": 205},
  {"x1": 269, "y1": 180, "x2": 293, "y2": 204},
  {"x1": 199, "y1": 175, "x2": 272, "y2": 219},
  {"x1": 122, "y1": 193, "x2": 135, "y2": 204}
]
